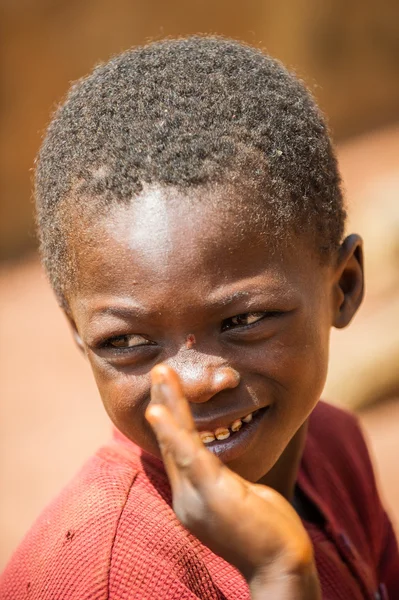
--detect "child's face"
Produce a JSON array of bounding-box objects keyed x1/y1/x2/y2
[{"x1": 67, "y1": 186, "x2": 362, "y2": 485}]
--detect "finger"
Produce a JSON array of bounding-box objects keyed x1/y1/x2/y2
[
  {"x1": 151, "y1": 364, "x2": 196, "y2": 432},
  {"x1": 148, "y1": 370, "x2": 244, "y2": 499},
  {"x1": 250, "y1": 483, "x2": 306, "y2": 528},
  {"x1": 146, "y1": 402, "x2": 212, "y2": 492},
  {"x1": 146, "y1": 401, "x2": 223, "y2": 490},
  {"x1": 145, "y1": 403, "x2": 180, "y2": 486}
]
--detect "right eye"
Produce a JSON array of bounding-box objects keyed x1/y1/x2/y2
[
  {"x1": 221, "y1": 312, "x2": 268, "y2": 332},
  {"x1": 104, "y1": 334, "x2": 155, "y2": 350}
]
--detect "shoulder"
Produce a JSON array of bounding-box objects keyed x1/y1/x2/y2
[
  {"x1": 302, "y1": 401, "x2": 397, "y2": 569},
  {"x1": 307, "y1": 400, "x2": 373, "y2": 470},
  {"x1": 308, "y1": 398, "x2": 361, "y2": 437},
  {"x1": 304, "y1": 400, "x2": 378, "y2": 509},
  {"x1": 0, "y1": 441, "x2": 139, "y2": 600},
  {"x1": 107, "y1": 454, "x2": 232, "y2": 598},
  {"x1": 0, "y1": 439, "x2": 232, "y2": 600}
]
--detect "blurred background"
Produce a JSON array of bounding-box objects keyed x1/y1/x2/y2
[{"x1": 1, "y1": 0, "x2": 398, "y2": 569}]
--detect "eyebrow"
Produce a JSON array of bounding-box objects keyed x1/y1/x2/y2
[
  {"x1": 88, "y1": 287, "x2": 287, "y2": 321},
  {"x1": 211, "y1": 290, "x2": 251, "y2": 306},
  {"x1": 207, "y1": 287, "x2": 285, "y2": 307},
  {"x1": 89, "y1": 304, "x2": 147, "y2": 321},
  {"x1": 90, "y1": 295, "x2": 248, "y2": 320}
]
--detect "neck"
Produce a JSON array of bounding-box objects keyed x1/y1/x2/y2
[{"x1": 257, "y1": 419, "x2": 309, "y2": 501}]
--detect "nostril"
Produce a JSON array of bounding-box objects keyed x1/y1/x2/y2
[
  {"x1": 214, "y1": 367, "x2": 240, "y2": 388},
  {"x1": 189, "y1": 366, "x2": 240, "y2": 403},
  {"x1": 166, "y1": 353, "x2": 241, "y2": 403}
]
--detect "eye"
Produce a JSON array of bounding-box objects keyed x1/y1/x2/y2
[
  {"x1": 104, "y1": 334, "x2": 154, "y2": 349},
  {"x1": 221, "y1": 312, "x2": 269, "y2": 332}
]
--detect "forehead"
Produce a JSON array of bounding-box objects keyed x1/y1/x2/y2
[{"x1": 68, "y1": 185, "x2": 319, "y2": 311}]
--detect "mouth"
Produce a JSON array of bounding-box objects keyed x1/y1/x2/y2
[
  {"x1": 197, "y1": 407, "x2": 262, "y2": 443},
  {"x1": 195, "y1": 406, "x2": 271, "y2": 462}
]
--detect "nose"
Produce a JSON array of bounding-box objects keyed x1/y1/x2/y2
[{"x1": 166, "y1": 352, "x2": 240, "y2": 404}]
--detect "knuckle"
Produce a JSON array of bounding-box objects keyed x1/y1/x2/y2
[{"x1": 173, "y1": 488, "x2": 207, "y2": 528}]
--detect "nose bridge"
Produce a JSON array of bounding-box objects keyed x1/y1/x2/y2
[{"x1": 166, "y1": 349, "x2": 240, "y2": 403}]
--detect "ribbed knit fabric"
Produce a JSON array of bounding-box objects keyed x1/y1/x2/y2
[{"x1": 1, "y1": 401, "x2": 398, "y2": 599}]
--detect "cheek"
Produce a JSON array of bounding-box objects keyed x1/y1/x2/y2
[
  {"x1": 249, "y1": 313, "x2": 330, "y2": 405},
  {"x1": 279, "y1": 315, "x2": 330, "y2": 410},
  {"x1": 88, "y1": 356, "x2": 156, "y2": 447}
]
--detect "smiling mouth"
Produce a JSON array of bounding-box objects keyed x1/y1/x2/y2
[{"x1": 197, "y1": 407, "x2": 268, "y2": 445}]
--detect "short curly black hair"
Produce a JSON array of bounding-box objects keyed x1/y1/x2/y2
[{"x1": 35, "y1": 35, "x2": 346, "y2": 307}]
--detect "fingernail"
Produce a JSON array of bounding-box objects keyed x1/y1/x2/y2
[{"x1": 151, "y1": 366, "x2": 166, "y2": 386}]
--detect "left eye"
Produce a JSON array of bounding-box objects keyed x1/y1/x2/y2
[
  {"x1": 106, "y1": 334, "x2": 154, "y2": 349},
  {"x1": 221, "y1": 312, "x2": 266, "y2": 331}
]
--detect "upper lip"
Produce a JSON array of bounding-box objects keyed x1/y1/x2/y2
[{"x1": 193, "y1": 405, "x2": 268, "y2": 432}]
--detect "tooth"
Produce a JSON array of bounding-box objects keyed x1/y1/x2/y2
[
  {"x1": 230, "y1": 419, "x2": 242, "y2": 432},
  {"x1": 214, "y1": 427, "x2": 231, "y2": 441},
  {"x1": 242, "y1": 413, "x2": 253, "y2": 423},
  {"x1": 199, "y1": 431, "x2": 216, "y2": 444}
]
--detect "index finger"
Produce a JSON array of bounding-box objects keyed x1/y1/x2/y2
[{"x1": 150, "y1": 364, "x2": 196, "y2": 432}]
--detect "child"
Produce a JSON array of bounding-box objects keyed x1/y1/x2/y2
[{"x1": 1, "y1": 36, "x2": 398, "y2": 599}]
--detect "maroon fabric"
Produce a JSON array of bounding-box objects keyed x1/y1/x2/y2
[{"x1": 1, "y1": 401, "x2": 398, "y2": 599}]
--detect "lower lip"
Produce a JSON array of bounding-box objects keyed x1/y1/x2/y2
[{"x1": 203, "y1": 406, "x2": 271, "y2": 463}]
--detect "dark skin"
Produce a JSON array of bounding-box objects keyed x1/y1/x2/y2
[{"x1": 66, "y1": 185, "x2": 364, "y2": 598}]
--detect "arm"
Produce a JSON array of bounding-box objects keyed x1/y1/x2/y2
[{"x1": 146, "y1": 365, "x2": 321, "y2": 600}]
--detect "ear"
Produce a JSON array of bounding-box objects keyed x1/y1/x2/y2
[
  {"x1": 63, "y1": 311, "x2": 86, "y2": 355},
  {"x1": 333, "y1": 234, "x2": 364, "y2": 329}
]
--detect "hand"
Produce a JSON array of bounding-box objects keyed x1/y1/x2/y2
[{"x1": 145, "y1": 364, "x2": 321, "y2": 600}]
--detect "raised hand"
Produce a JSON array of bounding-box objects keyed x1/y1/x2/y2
[{"x1": 145, "y1": 364, "x2": 321, "y2": 600}]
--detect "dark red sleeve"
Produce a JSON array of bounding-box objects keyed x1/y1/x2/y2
[
  {"x1": 346, "y1": 414, "x2": 399, "y2": 596},
  {"x1": 0, "y1": 450, "x2": 138, "y2": 600},
  {"x1": 306, "y1": 402, "x2": 399, "y2": 597},
  {"x1": 377, "y1": 509, "x2": 399, "y2": 597}
]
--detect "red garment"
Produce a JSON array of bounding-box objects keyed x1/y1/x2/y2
[{"x1": 1, "y1": 401, "x2": 398, "y2": 599}]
